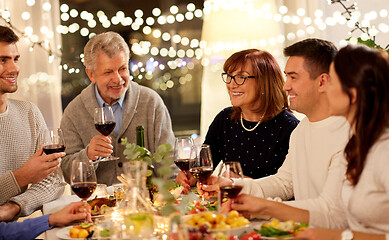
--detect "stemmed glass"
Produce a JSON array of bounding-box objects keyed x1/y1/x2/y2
[
  {"x1": 94, "y1": 106, "x2": 119, "y2": 161},
  {"x1": 70, "y1": 159, "x2": 97, "y2": 202},
  {"x1": 189, "y1": 144, "x2": 213, "y2": 201},
  {"x1": 42, "y1": 128, "x2": 66, "y2": 186},
  {"x1": 218, "y1": 161, "x2": 244, "y2": 204},
  {"x1": 173, "y1": 136, "x2": 194, "y2": 177}
]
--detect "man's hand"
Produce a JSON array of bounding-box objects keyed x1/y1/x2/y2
[
  {"x1": 49, "y1": 201, "x2": 92, "y2": 226},
  {"x1": 0, "y1": 202, "x2": 21, "y2": 222},
  {"x1": 13, "y1": 145, "x2": 65, "y2": 187},
  {"x1": 87, "y1": 135, "x2": 113, "y2": 160}
]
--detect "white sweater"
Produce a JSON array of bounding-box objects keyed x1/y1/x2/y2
[
  {"x1": 239, "y1": 116, "x2": 350, "y2": 228},
  {"x1": 341, "y1": 129, "x2": 389, "y2": 235}
]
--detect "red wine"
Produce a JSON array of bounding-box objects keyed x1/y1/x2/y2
[
  {"x1": 95, "y1": 121, "x2": 116, "y2": 136},
  {"x1": 71, "y1": 182, "x2": 97, "y2": 200},
  {"x1": 220, "y1": 185, "x2": 243, "y2": 199},
  {"x1": 43, "y1": 144, "x2": 66, "y2": 154},
  {"x1": 189, "y1": 167, "x2": 213, "y2": 183},
  {"x1": 174, "y1": 159, "x2": 190, "y2": 171}
]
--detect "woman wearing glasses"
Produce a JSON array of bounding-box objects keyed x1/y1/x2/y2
[{"x1": 176, "y1": 49, "x2": 299, "y2": 187}]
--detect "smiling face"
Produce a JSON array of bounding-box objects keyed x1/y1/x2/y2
[
  {"x1": 86, "y1": 50, "x2": 130, "y2": 105},
  {"x1": 283, "y1": 56, "x2": 321, "y2": 118},
  {"x1": 327, "y1": 62, "x2": 354, "y2": 119},
  {"x1": 0, "y1": 42, "x2": 20, "y2": 96},
  {"x1": 226, "y1": 62, "x2": 259, "y2": 112}
]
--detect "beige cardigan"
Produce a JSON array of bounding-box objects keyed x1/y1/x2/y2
[{"x1": 60, "y1": 82, "x2": 175, "y2": 186}]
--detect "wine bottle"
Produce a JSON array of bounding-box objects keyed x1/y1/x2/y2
[
  {"x1": 135, "y1": 125, "x2": 154, "y2": 201},
  {"x1": 136, "y1": 126, "x2": 145, "y2": 147}
]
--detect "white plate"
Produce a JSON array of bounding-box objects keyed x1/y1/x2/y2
[
  {"x1": 56, "y1": 226, "x2": 99, "y2": 240},
  {"x1": 56, "y1": 226, "x2": 83, "y2": 240}
]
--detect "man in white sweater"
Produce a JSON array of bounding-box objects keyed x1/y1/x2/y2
[
  {"x1": 0, "y1": 26, "x2": 64, "y2": 221},
  {"x1": 201, "y1": 39, "x2": 350, "y2": 229}
]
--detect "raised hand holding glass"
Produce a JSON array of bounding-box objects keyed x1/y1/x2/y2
[
  {"x1": 94, "y1": 106, "x2": 119, "y2": 161},
  {"x1": 42, "y1": 128, "x2": 66, "y2": 186}
]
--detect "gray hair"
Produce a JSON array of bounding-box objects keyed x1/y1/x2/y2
[{"x1": 83, "y1": 31, "x2": 130, "y2": 72}]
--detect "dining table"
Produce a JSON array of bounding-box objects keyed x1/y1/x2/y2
[{"x1": 43, "y1": 191, "x2": 269, "y2": 240}]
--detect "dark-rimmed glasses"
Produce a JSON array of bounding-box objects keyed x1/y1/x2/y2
[{"x1": 221, "y1": 73, "x2": 255, "y2": 85}]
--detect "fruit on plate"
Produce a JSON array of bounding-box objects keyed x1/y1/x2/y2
[
  {"x1": 69, "y1": 222, "x2": 94, "y2": 238},
  {"x1": 185, "y1": 210, "x2": 249, "y2": 230}
]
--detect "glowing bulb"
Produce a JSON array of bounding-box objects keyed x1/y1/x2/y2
[
  {"x1": 26, "y1": 0, "x2": 35, "y2": 7},
  {"x1": 80, "y1": 28, "x2": 89, "y2": 36},
  {"x1": 194, "y1": 9, "x2": 203, "y2": 18},
  {"x1": 170, "y1": 5, "x2": 179, "y2": 14},
  {"x1": 146, "y1": 17, "x2": 155, "y2": 25},
  {"x1": 297, "y1": 8, "x2": 305, "y2": 16},
  {"x1": 152, "y1": 8, "x2": 161, "y2": 16},
  {"x1": 279, "y1": 6, "x2": 288, "y2": 14},
  {"x1": 187, "y1": 3, "x2": 195, "y2": 12},
  {"x1": 176, "y1": 14, "x2": 184, "y2": 22},
  {"x1": 60, "y1": 4, "x2": 69, "y2": 13},
  {"x1": 42, "y1": 2, "x2": 51, "y2": 11},
  {"x1": 135, "y1": 9, "x2": 143, "y2": 18},
  {"x1": 22, "y1": 11, "x2": 31, "y2": 20},
  {"x1": 152, "y1": 29, "x2": 161, "y2": 38},
  {"x1": 162, "y1": 32, "x2": 171, "y2": 41}
]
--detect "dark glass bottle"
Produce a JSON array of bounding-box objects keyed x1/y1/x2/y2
[
  {"x1": 136, "y1": 126, "x2": 145, "y2": 147},
  {"x1": 136, "y1": 126, "x2": 154, "y2": 201}
]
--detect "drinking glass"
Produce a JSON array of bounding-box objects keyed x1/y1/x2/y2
[
  {"x1": 70, "y1": 159, "x2": 98, "y2": 201},
  {"x1": 218, "y1": 161, "x2": 244, "y2": 204},
  {"x1": 94, "y1": 106, "x2": 119, "y2": 161},
  {"x1": 42, "y1": 128, "x2": 66, "y2": 186},
  {"x1": 173, "y1": 136, "x2": 194, "y2": 177},
  {"x1": 189, "y1": 144, "x2": 213, "y2": 201}
]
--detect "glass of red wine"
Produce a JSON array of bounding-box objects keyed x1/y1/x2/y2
[
  {"x1": 70, "y1": 159, "x2": 97, "y2": 202},
  {"x1": 189, "y1": 144, "x2": 213, "y2": 201},
  {"x1": 94, "y1": 106, "x2": 119, "y2": 161},
  {"x1": 42, "y1": 128, "x2": 66, "y2": 186},
  {"x1": 218, "y1": 161, "x2": 244, "y2": 204},
  {"x1": 173, "y1": 136, "x2": 194, "y2": 177}
]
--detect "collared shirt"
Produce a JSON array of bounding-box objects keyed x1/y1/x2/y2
[{"x1": 94, "y1": 84, "x2": 126, "y2": 135}]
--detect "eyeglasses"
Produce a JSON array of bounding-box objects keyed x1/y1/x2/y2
[{"x1": 221, "y1": 73, "x2": 255, "y2": 85}]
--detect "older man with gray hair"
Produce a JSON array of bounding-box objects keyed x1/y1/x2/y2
[{"x1": 61, "y1": 31, "x2": 175, "y2": 185}]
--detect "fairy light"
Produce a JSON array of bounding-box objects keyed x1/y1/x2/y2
[{"x1": 3, "y1": 0, "x2": 387, "y2": 91}]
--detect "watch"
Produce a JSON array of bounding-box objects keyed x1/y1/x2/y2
[{"x1": 341, "y1": 229, "x2": 354, "y2": 240}]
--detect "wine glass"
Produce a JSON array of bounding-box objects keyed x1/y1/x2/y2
[
  {"x1": 94, "y1": 106, "x2": 119, "y2": 161},
  {"x1": 70, "y1": 159, "x2": 97, "y2": 201},
  {"x1": 189, "y1": 144, "x2": 213, "y2": 201},
  {"x1": 42, "y1": 128, "x2": 66, "y2": 186},
  {"x1": 173, "y1": 136, "x2": 194, "y2": 177},
  {"x1": 218, "y1": 161, "x2": 244, "y2": 204}
]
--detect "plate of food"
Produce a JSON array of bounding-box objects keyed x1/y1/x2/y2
[
  {"x1": 254, "y1": 219, "x2": 308, "y2": 239},
  {"x1": 183, "y1": 210, "x2": 251, "y2": 237},
  {"x1": 88, "y1": 197, "x2": 116, "y2": 216},
  {"x1": 56, "y1": 223, "x2": 95, "y2": 239}
]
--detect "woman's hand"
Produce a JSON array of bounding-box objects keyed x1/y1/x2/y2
[{"x1": 49, "y1": 201, "x2": 92, "y2": 227}]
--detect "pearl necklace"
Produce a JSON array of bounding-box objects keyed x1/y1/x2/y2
[{"x1": 240, "y1": 112, "x2": 265, "y2": 132}]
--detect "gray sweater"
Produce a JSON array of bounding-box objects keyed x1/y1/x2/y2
[
  {"x1": 0, "y1": 99, "x2": 64, "y2": 217},
  {"x1": 60, "y1": 82, "x2": 176, "y2": 186}
]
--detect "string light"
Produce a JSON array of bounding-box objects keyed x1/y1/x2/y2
[{"x1": 2, "y1": 1, "x2": 388, "y2": 91}]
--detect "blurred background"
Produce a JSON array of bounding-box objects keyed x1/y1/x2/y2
[{"x1": 1, "y1": 0, "x2": 389, "y2": 143}]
